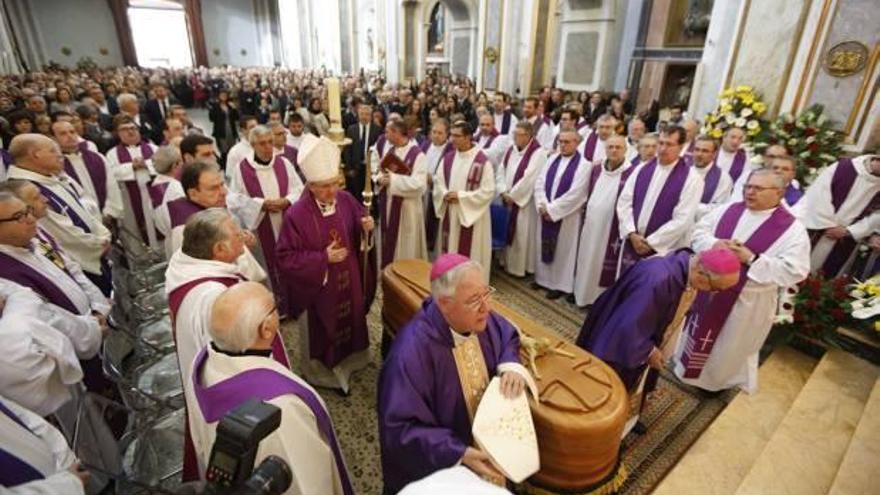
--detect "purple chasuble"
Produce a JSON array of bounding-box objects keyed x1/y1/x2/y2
[
  {"x1": 588, "y1": 163, "x2": 636, "y2": 287},
  {"x1": 619, "y1": 157, "x2": 691, "y2": 274},
  {"x1": 425, "y1": 142, "x2": 455, "y2": 252},
  {"x1": 0, "y1": 401, "x2": 46, "y2": 488},
  {"x1": 577, "y1": 249, "x2": 692, "y2": 390},
  {"x1": 680, "y1": 203, "x2": 795, "y2": 378},
  {"x1": 700, "y1": 165, "x2": 722, "y2": 204},
  {"x1": 239, "y1": 156, "x2": 293, "y2": 310},
  {"x1": 378, "y1": 146, "x2": 422, "y2": 267},
  {"x1": 540, "y1": 152, "x2": 582, "y2": 263},
  {"x1": 504, "y1": 140, "x2": 542, "y2": 245},
  {"x1": 809, "y1": 158, "x2": 880, "y2": 276},
  {"x1": 378, "y1": 298, "x2": 521, "y2": 494},
  {"x1": 116, "y1": 142, "x2": 156, "y2": 243},
  {"x1": 717, "y1": 148, "x2": 747, "y2": 183},
  {"x1": 63, "y1": 149, "x2": 108, "y2": 210},
  {"x1": 191, "y1": 348, "x2": 354, "y2": 495},
  {"x1": 275, "y1": 188, "x2": 376, "y2": 368},
  {"x1": 440, "y1": 150, "x2": 489, "y2": 257}
]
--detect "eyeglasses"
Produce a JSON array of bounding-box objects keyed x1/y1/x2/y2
[
  {"x1": 463, "y1": 286, "x2": 496, "y2": 312},
  {"x1": 743, "y1": 184, "x2": 781, "y2": 192},
  {"x1": 0, "y1": 206, "x2": 35, "y2": 224}
]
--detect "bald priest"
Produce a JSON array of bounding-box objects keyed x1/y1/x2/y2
[{"x1": 378, "y1": 254, "x2": 533, "y2": 493}]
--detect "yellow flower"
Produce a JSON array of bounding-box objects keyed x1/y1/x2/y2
[
  {"x1": 736, "y1": 85, "x2": 753, "y2": 93},
  {"x1": 721, "y1": 89, "x2": 734, "y2": 98},
  {"x1": 753, "y1": 102, "x2": 767, "y2": 115},
  {"x1": 710, "y1": 128, "x2": 723, "y2": 138},
  {"x1": 720, "y1": 104, "x2": 733, "y2": 113},
  {"x1": 741, "y1": 94, "x2": 755, "y2": 105}
]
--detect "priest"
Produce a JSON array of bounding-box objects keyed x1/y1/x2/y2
[
  {"x1": 105, "y1": 114, "x2": 161, "y2": 255},
  {"x1": 422, "y1": 118, "x2": 454, "y2": 252},
  {"x1": 188, "y1": 282, "x2": 351, "y2": 494},
  {"x1": 149, "y1": 145, "x2": 186, "y2": 248},
  {"x1": 271, "y1": 121, "x2": 309, "y2": 183},
  {"x1": 616, "y1": 126, "x2": 702, "y2": 275},
  {"x1": 772, "y1": 155, "x2": 803, "y2": 206},
  {"x1": 275, "y1": 136, "x2": 376, "y2": 394},
  {"x1": 52, "y1": 120, "x2": 123, "y2": 222},
  {"x1": 492, "y1": 92, "x2": 518, "y2": 135},
  {"x1": 691, "y1": 136, "x2": 733, "y2": 221},
  {"x1": 7, "y1": 134, "x2": 113, "y2": 294},
  {"x1": 679, "y1": 119, "x2": 699, "y2": 160},
  {"x1": 500, "y1": 121, "x2": 547, "y2": 277},
  {"x1": 166, "y1": 208, "x2": 289, "y2": 481},
  {"x1": 632, "y1": 134, "x2": 658, "y2": 167},
  {"x1": 573, "y1": 135, "x2": 635, "y2": 307},
  {"x1": 521, "y1": 97, "x2": 555, "y2": 149},
  {"x1": 576, "y1": 247, "x2": 741, "y2": 391},
  {"x1": 378, "y1": 255, "x2": 530, "y2": 493},
  {"x1": 475, "y1": 113, "x2": 511, "y2": 179},
  {"x1": 533, "y1": 130, "x2": 589, "y2": 300},
  {"x1": 579, "y1": 114, "x2": 616, "y2": 162},
  {"x1": 674, "y1": 169, "x2": 810, "y2": 393},
  {"x1": 793, "y1": 154, "x2": 880, "y2": 276},
  {"x1": 625, "y1": 118, "x2": 647, "y2": 161},
  {"x1": 552, "y1": 107, "x2": 580, "y2": 152},
  {"x1": 227, "y1": 125, "x2": 304, "y2": 310},
  {"x1": 225, "y1": 115, "x2": 259, "y2": 176},
  {"x1": 374, "y1": 118, "x2": 428, "y2": 267},
  {"x1": 715, "y1": 127, "x2": 751, "y2": 184},
  {"x1": 433, "y1": 120, "x2": 495, "y2": 280}
]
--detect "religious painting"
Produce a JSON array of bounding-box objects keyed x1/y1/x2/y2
[
  {"x1": 427, "y1": 2, "x2": 445, "y2": 56},
  {"x1": 659, "y1": 64, "x2": 697, "y2": 108},
  {"x1": 663, "y1": 0, "x2": 713, "y2": 47}
]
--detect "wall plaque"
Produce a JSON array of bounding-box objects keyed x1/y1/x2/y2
[{"x1": 823, "y1": 41, "x2": 869, "y2": 77}]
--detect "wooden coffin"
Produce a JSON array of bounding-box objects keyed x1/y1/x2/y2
[{"x1": 381, "y1": 260, "x2": 628, "y2": 492}]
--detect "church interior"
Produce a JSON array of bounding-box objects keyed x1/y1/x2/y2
[{"x1": 0, "y1": 0, "x2": 877, "y2": 494}]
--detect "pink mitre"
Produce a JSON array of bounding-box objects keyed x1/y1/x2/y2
[
  {"x1": 698, "y1": 247, "x2": 741, "y2": 274},
  {"x1": 430, "y1": 253, "x2": 471, "y2": 281}
]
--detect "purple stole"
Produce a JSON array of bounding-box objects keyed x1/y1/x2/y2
[
  {"x1": 784, "y1": 184, "x2": 803, "y2": 206},
  {"x1": 425, "y1": 142, "x2": 454, "y2": 252},
  {"x1": 0, "y1": 252, "x2": 80, "y2": 314},
  {"x1": 717, "y1": 148, "x2": 747, "y2": 183},
  {"x1": 191, "y1": 348, "x2": 353, "y2": 495},
  {"x1": 700, "y1": 165, "x2": 722, "y2": 204},
  {"x1": 582, "y1": 131, "x2": 599, "y2": 161},
  {"x1": 620, "y1": 158, "x2": 691, "y2": 273},
  {"x1": 147, "y1": 178, "x2": 170, "y2": 209},
  {"x1": 280, "y1": 145, "x2": 306, "y2": 183},
  {"x1": 499, "y1": 111, "x2": 512, "y2": 134},
  {"x1": 418, "y1": 139, "x2": 430, "y2": 153},
  {"x1": 378, "y1": 146, "x2": 422, "y2": 268},
  {"x1": 167, "y1": 275, "x2": 290, "y2": 482},
  {"x1": 0, "y1": 148, "x2": 10, "y2": 175},
  {"x1": 239, "y1": 156, "x2": 293, "y2": 308},
  {"x1": 479, "y1": 130, "x2": 499, "y2": 149},
  {"x1": 167, "y1": 197, "x2": 205, "y2": 229},
  {"x1": 533, "y1": 116, "x2": 550, "y2": 136},
  {"x1": 375, "y1": 134, "x2": 387, "y2": 157},
  {"x1": 441, "y1": 150, "x2": 489, "y2": 257},
  {"x1": 680, "y1": 202, "x2": 795, "y2": 378},
  {"x1": 504, "y1": 140, "x2": 542, "y2": 245},
  {"x1": 809, "y1": 158, "x2": 880, "y2": 276},
  {"x1": 63, "y1": 150, "x2": 108, "y2": 211},
  {"x1": 31, "y1": 180, "x2": 91, "y2": 233},
  {"x1": 630, "y1": 155, "x2": 642, "y2": 167},
  {"x1": 0, "y1": 401, "x2": 46, "y2": 488},
  {"x1": 588, "y1": 163, "x2": 636, "y2": 287},
  {"x1": 115, "y1": 142, "x2": 156, "y2": 243},
  {"x1": 540, "y1": 152, "x2": 582, "y2": 263}
]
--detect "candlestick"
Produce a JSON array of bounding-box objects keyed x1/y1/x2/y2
[{"x1": 326, "y1": 77, "x2": 342, "y2": 130}]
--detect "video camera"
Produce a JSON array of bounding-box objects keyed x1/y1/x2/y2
[{"x1": 199, "y1": 399, "x2": 292, "y2": 495}]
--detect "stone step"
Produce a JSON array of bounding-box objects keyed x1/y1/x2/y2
[
  {"x1": 827, "y1": 377, "x2": 880, "y2": 495},
  {"x1": 733, "y1": 349, "x2": 879, "y2": 495},
  {"x1": 652, "y1": 346, "x2": 817, "y2": 495}
]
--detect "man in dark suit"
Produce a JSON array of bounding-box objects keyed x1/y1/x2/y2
[
  {"x1": 344, "y1": 102, "x2": 382, "y2": 202},
  {"x1": 117, "y1": 92, "x2": 154, "y2": 144},
  {"x1": 585, "y1": 91, "x2": 607, "y2": 124},
  {"x1": 144, "y1": 83, "x2": 176, "y2": 143}
]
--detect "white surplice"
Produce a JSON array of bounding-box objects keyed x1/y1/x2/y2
[
  {"x1": 578, "y1": 133, "x2": 607, "y2": 163},
  {"x1": 6, "y1": 167, "x2": 111, "y2": 275},
  {"x1": 616, "y1": 159, "x2": 702, "y2": 255},
  {"x1": 477, "y1": 133, "x2": 512, "y2": 195},
  {"x1": 0, "y1": 396, "x2": 85, "y2": 494},
  {"x1": 525, "y1": 116, "x2": 556, "y2": 150},
  {"x1": 372, "y1": 141, "x2": 428, "y2": 262},
  {"x1": 574, "y1": 160, "x2": 633, "y2": 306},
  {"x1": 0, "y1": 281, "x2": 83, "y2": 417},
  {"x1": 715, "y1": 147, "x2": 752, "y2": 180},
  {"x1": 692, "y1": 164, "x2": 734, "y2": 221},
  {"x1": 501, "y1": 142, "x2": 547, "y2": 277},
  {"x1": 63, "y1": 150, "x2": 123, "y2": 219},
  {"x1": 187, "y1": 347, "x2": 346, "y2": 494},
  {"x1": 494, "y1": 112, "x2": 518, "y2": 135},
  {"x1": 433, "y1": 146, "x2": 495, "y2": 281},
  {"x1": 105, "y1": 143, "x2": 161, "y2": 254},
  {"x1": 225, "y1": 140, "x2": 254, "y2": 178},
  {"x1": 152, "y1": 175, "x2": 186, "y2": 257},
  {"x1": 533, "y1": 152, "x2": 590, "y2": 292},
  {"x1": 793, "y1": 155, "x2": 880, "y2": 275},
  {"x1": 674, "y1": 203, "x2": 810, "y2": 393},
  {"x1": 423, "y1": 142, "x2": 450, "y2": 214}
]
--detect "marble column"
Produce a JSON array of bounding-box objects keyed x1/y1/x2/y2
[{"x1": 689, "y1": 0, "x2": 744, "y2": 120}]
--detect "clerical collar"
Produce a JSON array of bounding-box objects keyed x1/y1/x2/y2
[
  {"x1": 254, "y1": 154, "x2": 273, "y2": 166},
  {"x1": 450, "y1": 328, "x2": 475, "y2": 345},
  {"x1": 211, "y1": 342, "x2": 273, "y2": 358},
  {"x1": 62, "y1": 149, "x2": 80, "y2": 156},
  {"x1": 315, "y1": 199, "x2": 336, "y2": 216},
  {"x1": 605, "y1": 160, "x2": 624, "y2": 171}
]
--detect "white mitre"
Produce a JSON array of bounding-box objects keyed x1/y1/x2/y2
[{"x1": 299, "y1": 136, "x2": 340, "y2": 183}]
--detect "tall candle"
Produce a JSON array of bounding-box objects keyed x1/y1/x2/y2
[{"x1": 326, "y1": 77, "x2": 341, "y2": 127}]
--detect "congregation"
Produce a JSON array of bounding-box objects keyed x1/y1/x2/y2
[{"x1": 0, "y1": 63, "x2": 878, "y2": 495}]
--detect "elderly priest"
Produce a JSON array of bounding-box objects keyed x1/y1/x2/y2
[
  {"x1": 188, "y1": 282, "x2": 352, "y2": 495},
  {"x1": 378, "y1": 254, "x2": 531, "y2": 494}
]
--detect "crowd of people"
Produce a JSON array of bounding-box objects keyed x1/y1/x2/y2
[{"x1": 0, "y1": 64, "x2": 878, "y2": 494}]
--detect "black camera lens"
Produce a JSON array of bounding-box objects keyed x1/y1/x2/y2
[{"x1": 238, "y1": 455, "x2": 292, "y2": 495}]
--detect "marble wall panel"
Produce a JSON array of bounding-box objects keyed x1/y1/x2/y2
[
  {"x1": 568, "y1": 0, "x2": 602, "y2": 10},
  {"x1": 452, "y1": 35, "x2": 471, "y2": 76},
  {"x1": 561, "y1": 31, "x2": 599, "y2": 86}
]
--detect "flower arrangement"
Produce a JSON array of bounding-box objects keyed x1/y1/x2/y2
[
  {"x1": 702, "y1": 85, "x2": 768, "y2": 141},
  {"x1": 774, "y1": 274, "x2": 853, "y2": 345},
  {"x1": 849, "y1": 275, "x2": 880, "y2": 335},
  {"x1": 752, "y1": 104, "x2": 844, "y2": 186}
]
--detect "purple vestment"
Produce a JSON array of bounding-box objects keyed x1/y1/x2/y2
[
  {"x1": 0, "y1": 401, "x2": 46, "y2": 487},
  {"x1": 378, "y1": 298, "x2": 521, "y2": 493},
  {"x1": 503, "y1": 140, "x2": 542, "y2": 245},
  {"x1": 425, "y1": 142, "x2": 455, "y2": 252},
  {"x1": 540, "y1": 152, "x2": 581, "y2": 263},
  {"x1": 784, "y1": 184, "x2": 803, "y2": 206},
  {"x1": 576, "y1": 249, "x2": 692, "y2": 390},
  {"x1": 63, "y1": 149, "x2": 108, "y2": 211},
  {"x1": 275, "y1": 188, "x2": 376, "y2": 369},
  {"x1": 700, "y1": 165, "x2": 722, "y2": 204},
  {"x1": 582, "y1": 132, "x2": 599, "y2": 161},
  {"x1": 115, "y1": 142, "x2": 156, "y2": 243},
  {"x1": 377, "y1": 146, "x2": 422, "y2": 267}
]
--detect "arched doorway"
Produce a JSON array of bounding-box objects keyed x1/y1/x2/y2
[{"x1": 413, "y1": 0, "x2": 476, "y2": 79}]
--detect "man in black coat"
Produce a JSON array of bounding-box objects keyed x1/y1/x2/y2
[
  {"x1": 344, "y1": 102, "x2": 382, "y2": 202},
  {"x1": 144, "y1": 83, "x2": 177, "y2": 143}
]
